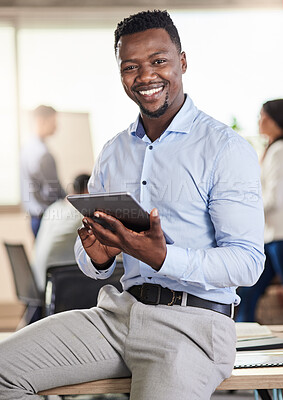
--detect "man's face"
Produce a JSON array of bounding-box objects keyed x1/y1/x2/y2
[
  {"x1": 116, "y1": 28, "x2": 187, "y2": 119},
  {"x1": 36, "y1": 114, "x2": 57, "y2": 138},
  {"x1": 46, "y1": 114, "x2": 57, "y2": 136}
]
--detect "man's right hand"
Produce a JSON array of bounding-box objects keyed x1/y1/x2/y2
[{"x1": 78, "y1": 217, "x2": 121, "y2": 265}]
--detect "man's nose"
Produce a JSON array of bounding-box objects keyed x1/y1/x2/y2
[{"x1": 136, "y1": 64, "x2": 157, "y2": 82}]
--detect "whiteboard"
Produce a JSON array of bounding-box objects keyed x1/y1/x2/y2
[{"x1": 47, "y1": 111, "x2": 94, "y2": 193}]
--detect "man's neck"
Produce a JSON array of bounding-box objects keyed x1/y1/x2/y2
[
  {"x1": 141, "y1": 116, "x2": 174, "y2": 142},
  {"x1": 140, "y1": 94, "x2": 186, "y2": 142}
]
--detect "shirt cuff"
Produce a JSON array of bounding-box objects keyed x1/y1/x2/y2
[
  {"x1": 87, "y1": 254, "x2": 116, "y2": 279},
  {"x1": 93, "y1": 260, "x2": 116, "y2": 278},
  {"x1": 75, "y1": 236, "x2": 116, "y2": 279},
  {"x1": 157, "y1": 245, "x2": 189, "y2": 280}
]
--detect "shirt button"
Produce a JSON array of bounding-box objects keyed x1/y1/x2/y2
[
  {"x1": 142, "y1": 180, "x2": 147, "y2": 185},
  {"x1": 149, "y1": 145, "x2": 153, "y2": 150}
]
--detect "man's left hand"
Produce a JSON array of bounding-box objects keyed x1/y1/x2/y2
[{"x1": 84, "y1": 208, "x2": 167, "y2": 271}]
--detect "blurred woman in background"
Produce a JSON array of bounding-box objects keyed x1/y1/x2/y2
[{"x1": 236, "y1": 99, "x2": 283, "y2": 321}]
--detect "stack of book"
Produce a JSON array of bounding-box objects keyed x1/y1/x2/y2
[{"x1": 235, "y1": 323, "x2": 283, "y2": 368}]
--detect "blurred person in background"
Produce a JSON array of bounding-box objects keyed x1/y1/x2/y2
[
  {"x1": 32, "y1": 173, "x2": 90, "y2": 292},
  {"x1": 20, "y1": 105, "x2": 66, "y2": 237},
  {"x1": 236, "y1": 99, "x2": 283, "y2": 322}
]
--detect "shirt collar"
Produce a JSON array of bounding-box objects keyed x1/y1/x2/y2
[{"x1": 130, "y1": 94, "x2": 199, "y2": 139}]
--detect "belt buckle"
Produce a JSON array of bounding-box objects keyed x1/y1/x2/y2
[
  {"x1": 140, "y1": 283, "x2": 161, "y2": 305},
  {"x1": 167, "y1": 290, "x2": 182, "y2": 306}
]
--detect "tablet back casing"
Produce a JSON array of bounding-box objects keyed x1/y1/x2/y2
[{"x1": 67, "y1": 192, "x2": 150, "y2": 232}]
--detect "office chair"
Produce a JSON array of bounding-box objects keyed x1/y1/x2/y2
[
  {"x1": 3, "y1": 242, "x2": 44, "y2": 328},
  {"x1": 45, "y1": 261, "x2": 124, "y2": 316}
]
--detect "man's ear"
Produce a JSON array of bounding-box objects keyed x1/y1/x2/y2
[{"x1": 180, "y1": 51, "x2": 187, "y2": 74}]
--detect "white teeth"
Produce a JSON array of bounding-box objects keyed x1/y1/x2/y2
[{"x1": 139, "y1": 87, "x2": 162, "y2": 96}]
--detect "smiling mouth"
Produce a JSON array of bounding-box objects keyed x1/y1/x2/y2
[{"x1": 138, "y1": 87, "x2": 163, "y2": 96}]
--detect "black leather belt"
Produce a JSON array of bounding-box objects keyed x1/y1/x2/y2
[{"x1": 127, "y1": 283, "x2": 232, "y2": 317}]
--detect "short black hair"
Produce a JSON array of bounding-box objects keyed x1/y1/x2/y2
[
  {"x1": 114, "y1": 10, "x2": 182, "y2": 55},
  {"x1": 33, "y1": 105, "x2": 56, "y2": 118},
  {"x1": 73, "y1": 174, "x2": 90, "y2": 194},
  {"x1": 263, "y1": 99, "x2": 283, "y2": 130}
]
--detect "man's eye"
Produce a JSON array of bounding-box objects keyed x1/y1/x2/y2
[
  {"x1": 154, "y1": 59, "x2": 166, "y2": 64},
  {"x1": 123, "y1": 65, "x2": 136, "y2": 72}
]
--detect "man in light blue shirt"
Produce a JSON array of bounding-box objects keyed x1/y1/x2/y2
[
  {"x1": 75, "y1": 93, "x2": 264, "y2": 307},
  {"x1": 0, "y1": 9, "x2": 265, "y2": 400}
]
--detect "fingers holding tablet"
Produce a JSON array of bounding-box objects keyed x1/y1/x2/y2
[{"x1": 78, "y1": 217, "x2": 121, "y2": 264}]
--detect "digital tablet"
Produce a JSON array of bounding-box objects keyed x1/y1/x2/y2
[{"x1": 67, "y1": 191, "x2": 173, "y2": 244}]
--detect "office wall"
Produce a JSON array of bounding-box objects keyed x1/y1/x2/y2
[{"x1": 44, "y1": 111, "x2": 94, "y2": 191}]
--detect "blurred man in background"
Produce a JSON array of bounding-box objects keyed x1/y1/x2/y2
[{"x1": 20, "y1": 105, "x2": 66, "y2": 237}]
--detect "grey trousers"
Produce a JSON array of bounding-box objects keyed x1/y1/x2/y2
[{"x1": 0, "y1": 285, "x2": 236, "y2": 400}]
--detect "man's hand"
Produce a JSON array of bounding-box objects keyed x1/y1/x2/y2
[
  {"x1": 78, "y1": 208, "x2": 167, "y2": 271},
  {"x1": 78, "y1": 220, "x2": 121, "y2": 265}
]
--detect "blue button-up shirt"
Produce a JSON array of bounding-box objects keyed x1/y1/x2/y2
[{"x1": 75, "y1": 95, "x2": 265, "y2": 305}]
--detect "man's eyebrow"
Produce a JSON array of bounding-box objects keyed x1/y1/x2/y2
[
  {"x1": 150, "y1": 51, "x2": 169, "y2": 57},
  {"x1": 121, "y1": 51, "x2": 169, "y2": 65},
  {"x1": 121, "y1": 58, "x2": 137, "y2": 65}
]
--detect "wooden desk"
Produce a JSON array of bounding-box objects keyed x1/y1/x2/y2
[
  {"x1": 218, "y1": 367, "x2": 283, "y2": 391},
  {"x1": 39, "y1": 366, "x2": 283, "y2": 396}
]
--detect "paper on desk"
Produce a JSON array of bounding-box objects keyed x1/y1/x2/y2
[{"x1": 236, "y1": 322, "x2": 273, "y2": 341}]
